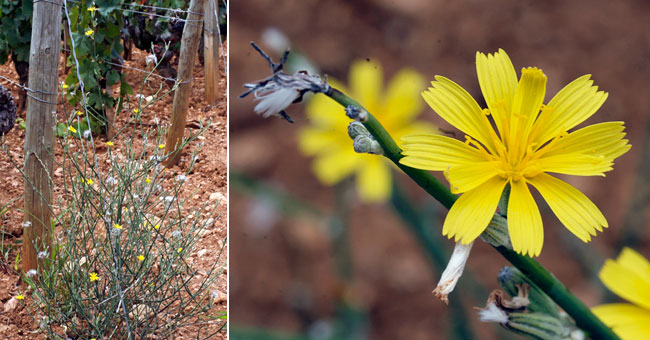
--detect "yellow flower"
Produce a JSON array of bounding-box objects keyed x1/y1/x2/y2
[
  {"x1": 85, "y1": 178, "x2": 93, "y2": 185},
  {"x1": 85, "y1": 29, "x2": 94, "y2": 37},
  {"x1": 592, "y1": 248, "x2": 650, "y2": 339},
  {"x1": 113, "y1": 223, "x2": 123, "y2": 230},
  {"x1": 145, "y1": 177, "x2": 151, "y2": 184},
  {"x1": 153, "y1": 224, "x2": 160, "y2": 230},
  {"x1": 399, "y1": 49, "x2": 630, "y2": 256},
  {"x1": 88, "y1": 5, "x2": 98, "y2": 12},
  {"x1": 133, "y1": 108, "x2": 139, "y2": 114},
  {"x1": 68, "y1": 125, "x2": 77, "y2": 133},
  {"x1": 89, "y1": 272, "x2": 99, "y2": 282},
  {"x1": 298, "y1": 60, "x2": 435, "y2": 202},
  {"x1": 158, "y1": 144, "x2": 165, "y2": 149},
  {"x1": 62, "y1": 84, "x2": 69, "y2": 89},
  {"x1": 177, "y1": 247, "x2": 183, "y2": 253},
  {"x1": 76, "y1": 110, "x2": 82, "y2": 116},
  {"x1": 106, "y1": 141, "x2": 114, "y2": 147},
  {"x1": 137, "y1": 255, "x2": 145, "y2": 261},
  {"x1": 16, "y1": 294, "x2": 24, "y2": 300}
]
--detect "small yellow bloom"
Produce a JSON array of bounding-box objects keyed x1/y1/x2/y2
[
  {"x1": 16, "y1": 294, "x2": 25, "y2": 300},
  {"x1": 399, "y1": 49, "x2": 630, "y2": 256},
  {"x1": 113, "y1": 223, "x2": 123, "y2": 230},
  {"x1": 88, "y1": 5, "x2": 98, "y2": 12},
  {"x1": 177, "y1": 247, "x2": 182, "y2": 253},
  {"x1": 145, "y1": 177, "x2": 151, "y2": 184},
  {"x1": 76, "y1": 110, "x2": 82, "y2": 116},
  {"x1": 89, "y1": 272, "x2": 99, "y2": 282},
  {"x1": 158, "y1": 144, "x2": 165, "y2": 149},
  {"x1": 68, "y1": 125, "x2": 77, "y2": 133},
  {"x1": 133, "y1": 108, "x2": 140, "y2": 114},
  {"x1": 592, "y1": 248, "x2": 650, "y2": 339},
  {"x1": 154, "y1": 224, "x2": 160, "y2": 230},
  {"x1": 62, "y1": 84, "x2": 69, "y2": 89},
  {"x1": 106, "y1": 141, "x2": 114, "y2": 147},
  {"x1": 137, "y1": 255, "x2": 145, "y2": 261},
  {"x1": 85, "y1": 29, "x2": 94, "y2": 37},
  {"x1": 299, "y1": 60, "x2": 435, "y2": 203},
  {"x1": 85, "y1": 178, "x2": 93, "y2": 185}
]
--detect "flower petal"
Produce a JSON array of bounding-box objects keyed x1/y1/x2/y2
[
  {"x1": 540, "y1": 122, "x2": 631, "y2": 163},
  {"x1": 534, "y1": 154, "x2": 613, "y2": 176},
  {"x1": 534, "y1": 74, "x2": 608, "y2": 145},
  {"x1": 592, "y1": 304, "x2": 650, "y2": 340},
  {"x1": 600, "y1": 260, "x2": 650, "y2": 310},
  {"x1": 443, "y1": 176, "x2": 507, "y2": 244},
  {"x1": 509, "y1": 67, "x2": 546, "y2": 145},
  {"x1": 507, "y1": 180, "x2": 544, "y2": 256},
  {"x1": 476, "y1": 49, "x2": 518, "y2": 137},
  {"x1": 312, "y1": 149, "x2": 361, "y2": 185},
  {"x1": 616, "y1": 248, "x2": 650, "y2": 284},
  {"x1": 357, "y1": 157, "x2": 391, "y2": 202},
  {"x1": 446, "y1": 161, "x2": 501, "y2": 194},
  {"x1": 298, "y1": 127, "x2": 344, "y2": 155},
  {"x1": 349, "y1": 60, "x2": 382, "y2": 114},
  {"x1": 422, "y1": 76, "x2": 497, "y2": 153},
  {"x1": 527, "y1": 173, "x2": 607, "y2": 242},
  {"x1": 400, "y1": 134, "x2": 488, "y2": 171},
  {"x1": 382, "y1": 68, "x2": 425, "y2": 128}
]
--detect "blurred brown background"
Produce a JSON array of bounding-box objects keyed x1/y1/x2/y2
[{"x1": 230, "y1": 1, "x2": 650, "y2": 339}]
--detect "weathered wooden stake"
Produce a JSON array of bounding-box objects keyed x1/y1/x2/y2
[
  {"x1": 23, "y1": 0, "x2": 62, "y2": 273},
  {"x1": 203, "y1": 0, "x2": 220, "y2": 105},
  {"x1": 165, "y1": 0, "x2": 207, "y2": 166}
]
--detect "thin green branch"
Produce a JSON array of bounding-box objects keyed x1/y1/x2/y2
[{"x1": 325, "y1": 88, "x2": 620, "y2": 340}]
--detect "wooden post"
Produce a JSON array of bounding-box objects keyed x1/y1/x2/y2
[
  {"x1": 23, "y1": 0, "x2": 62, "y2": 273},
  {"x1": 165, "y1": 0, "x2": 207, "y2": 166},
  {"x1": 203, "y1": 0, "x2": 220, "y2": 105}
]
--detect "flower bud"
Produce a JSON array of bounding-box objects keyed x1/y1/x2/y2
[
  {"x1": 498, "y1": 266, "x2": 558, "y2": 316},
  {"x1": 347, "y1": 121, "x2": 369, "y2": 139}
]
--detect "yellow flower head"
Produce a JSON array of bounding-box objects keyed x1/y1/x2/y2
[
  {"x1": 299, "y1": 60, "x2": 435, "y2": 202},
  {"x1": 177, "y1": 247, "x2": 183, "y2": 253},
  {"x1": 85, "y1": 29, "x2": 94, "y2": 37},
  {"x1": 133, "y1": 108, "x2": 140, "y2": 114},
  {"x1": 153, "y1": 224, "x2": 160, "y2": 230},
  {"x1": 76, "y1": 110, "x2": 83, "y2": 116},
  {"x1": 158, "y1": 144, "x2": 165, "y2": 149},
  {"x1": 89, "y1": 272, "x2": 99, "y2": 282},
  {"x1": 62, "y1": 84, "x2": 69, "y2": 89},
  {"x1": 113, "y1": 223, "x2": 123, "y2": 230},
  {"x1": 106, "y1": 141, "x2": 114, "y2": 147},
  {"x1": 68, "y1": 125, "x2": 77, "y2": 133},
  {"x1": 145, "y1": 177, "x2": 151, "y2": 184},
  {"x1": 85, "y1": 178, "x2": 93, "y2": 185},
  {"x1": 16, "y1": 294, "x2": 25, "y2": 300},
  {"x1": 399, "y1": 49, "x2": 630, "y2": 256},
  {"x1": 137, "y1": 255, "x2": 145, "y2": 261},
  {"x1": 592, "y1": 248, "x2": 650, "y2": 339},
  {"x1": 88, "y1": 5, "x2": 98, "y2": 12}
]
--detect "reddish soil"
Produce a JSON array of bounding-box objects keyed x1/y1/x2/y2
[
  {"x1": 230, "y1": 1, "x2": 650, "y2": 339},
  {"x1": 0, "y1": 42, "x2": 227, "y2": 338}
]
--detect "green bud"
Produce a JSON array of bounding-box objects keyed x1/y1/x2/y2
[
  {"x1": 507, "y1": 312, "x2": 574, "y2": 340},
  {"x1": 348, "y1": 121, "x2": 369, "y2": 139},
  {"x1": 353, "y1": 135, "x2": 383, "y2": 155},
  {"x1": 480, "y1": 214, "x2": 512, "y2": 248},
  {"x1": 498, "y1": 267, "x2": 559, "y2": 317}
]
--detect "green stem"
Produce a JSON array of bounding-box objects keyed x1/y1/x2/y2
[{"x1": 326, "y1": 88, "x2": 620, "y2": 340}]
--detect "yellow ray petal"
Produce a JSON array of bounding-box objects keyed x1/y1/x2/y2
[
  {"x1": 298, "y1": 127, "x2": 344, "y2": 155},
  {"x1": 349, "y1": 60, "x2": 382, "y2": 114},
  {"x1": 534, "y1": 154, "x2": 613, "y2": 176},
  {"x1": 616, "y1": 248, "x2": 650, "y2": 284},
  {"x1": 507, "y1": 180, "x2": 544, "y2": 256},
  {"x1": 510, "y1": 67, "x2": 546, "y2": 146},
  {"x1": 422, "y1": 76, "x2": 497, "y2": 153},
  {"x1": 593, "y1": 303, "x2": 650, "y2": 327},
  {"x1": 400, "y1": 134, "x2": 488, "y2": 171},
  {"x1": 357, "y1": 157, "x2": 391, "y2": 202},
  {"x1": 599, "y1": 258, "x2": 650, "y2": 310},
  {"x1": 312, "y1": 149, "x2": 361, "y2": 185},
  {"x1": 382, "y1": 68, "x2": 425, "y2": 128},
  {"x1": 446, "y1": 161, "x2": 501, "y2": 194},
  {"x1": 476, "y1": 49, "x2": 518, "y2": 137},
  {"x1": 534, "y1": 74, "x2": 608, "y2": 145},
  {"x1": 540, "y1": 122, "x2": 631, "y2": 162},
  {"x1": 443, "y1": 176, "x2": 507, "y2": 244},
  {"x1": 528, "y1": 173, "x2": 607, "y2": 242},
  {"x1": 392, "y1": 121, "x2": 439, "y2": 140}
]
